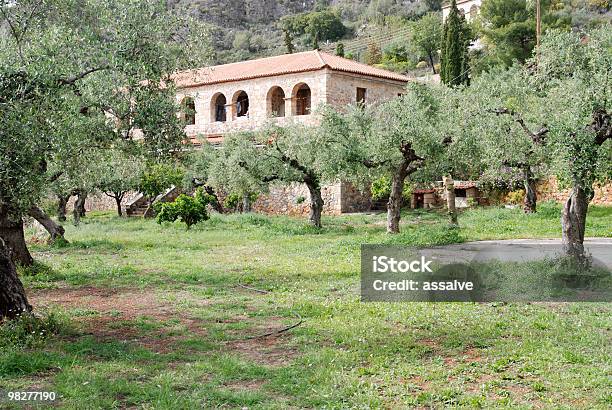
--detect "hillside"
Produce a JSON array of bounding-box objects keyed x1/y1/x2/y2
[
  {"x1": 169, "y1": 0, "x2": 611, "y2": 70},
  {"x1": 168, "y1": 0, "x2": 441, "y2": 64}
]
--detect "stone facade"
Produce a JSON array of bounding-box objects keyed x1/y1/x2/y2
[{"x1": 176, "y1": 68, "x2": 407, "y2": 143}]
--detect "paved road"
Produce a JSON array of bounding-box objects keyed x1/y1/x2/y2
[{"x1": 421, "y1": 238, "x2": 612, "y2": 268}]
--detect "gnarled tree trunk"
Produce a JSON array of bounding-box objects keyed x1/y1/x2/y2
[
  {"x1": 28, "y1": 205, "x2": 66, "y2": 244},
  {"x1": 523, "y1": 167, "x2": 537, "y2": 213},
  {"x1": 387, "y1": 161, "x2": 409, "y2": 234},
  {"x1": 561, "y1": 186, "x2": 590, "y2": 265},
  {"x1": 306, "y1": 182, "x2": 324, "y2": 228},
  {"x1": 57, "y1": 194, "x2": 70, "y2": 222},
  {"x1": 73, "y1": 190, "x2": 87, "y2": 225},
  {"x1": 443, "y1": 175, "x2": 458, "y2": 226},
  {"x1": 0, "y1": 239, "x2": 32, "y2": 320},
  {"x1": 0, "y1": 207, "x2": 33, "y2": 267}
]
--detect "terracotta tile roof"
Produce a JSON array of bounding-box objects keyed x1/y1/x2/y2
[{"x1": 173, "y1": 50, "x2": 409, "y2": 88}]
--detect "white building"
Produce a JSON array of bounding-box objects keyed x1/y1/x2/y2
[{"x1": 442, "y1": 0, "x2": 482, "y2": 22}]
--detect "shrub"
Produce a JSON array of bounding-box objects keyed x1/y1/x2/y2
[
  {"x1": 140, "y1": 163, "x2": 184, "y2": 201},
  {"x1": 224, "y1": 192, "x2": 259, "y2": 211},
  {"x1": 371, "y1": 176, "x2": 412, "y2": 202},
  {"x1": 505, "y1": 190, "x2": 524, "y2": 205},
  {"x1": 155, "y1": 188, "x2": 214, "y2": 229}
]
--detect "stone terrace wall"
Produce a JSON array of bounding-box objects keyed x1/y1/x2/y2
[
  {"x1": 537, "y1": 177, "x2": 612, "y2": 205},
  {"x1": 253, "y1": 181, "x2": 371, "y2": 216},
  {"x1": 253, "y1": 182, "x2": 343, "y2": 216}
]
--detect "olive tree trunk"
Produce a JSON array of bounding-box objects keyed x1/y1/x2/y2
[
  {"x1": 0, "y1": 207, "x2": 33, "y2": 267},
  {"x1": 115, "y1": 196, "x2": 123, "y2": 217},
  {"x1": 28, "y1": 205, "x2": 66, "y2": 244},
  {"x1": 387, "y1": 161, "x2": 409, "y2": 234},
  {"x1": 306, "y1": 182, "x2": 324, "y2": 228},
  {"x1": 561, "y1": 186, "x2": 590, "y2": 264},
  {"x1": 523, "y1": 167, "x2": 537, "y2": 213},
  {"x1": 443, "y1": 175, "x2": 458, "y2": 226},
  {"x1": 0, "y1": 239, "x2": 32, "y2": 320},
  {"x1": 57, "y1": 194, "x2": 70, "y2": 222},
  {"x1": 242, "y1": 194, "x2": 252, "y2": 213}
]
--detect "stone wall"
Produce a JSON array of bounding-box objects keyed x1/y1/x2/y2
[
  {"x1": 252, "y1": 181, "x2": 370, "y2": 216},
  {"x1": 537, "y1": 177, "x2": 612, "y2": 205},
  {"x1": 64, "y1": 192, "x2": 139, "y2": 214},
  {"x1": 253, "y1": 182, "x2": 342, "y2": 216}
]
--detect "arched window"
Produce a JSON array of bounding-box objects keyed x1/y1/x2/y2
[
  {"x1": 211, "y1": 93, "x2": 227, "y2": 122},
  {"x1": 292, "y1": 83, "x2": 311, "y2": 116},
  {"x1": 233, "y1": 90, "x2": 249, "y2": 119},
  {"x1": 267, "y1": 86, "x2": 285, "y2": 117},
  {"x1": 181, "y1": 97, "x2": 196, "y2": 125}
]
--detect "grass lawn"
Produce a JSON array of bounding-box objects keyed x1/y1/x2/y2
[{"x1": 1, "y1": 203, "x2": 611, "y2": 408}]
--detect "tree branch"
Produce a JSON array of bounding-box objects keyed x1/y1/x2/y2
[
  {"x1": 489, "y1": 108, "x2": 548, "y2": 145},
  {"x1": 58, "y1": 66, "x2": 110, "y2": 86}
]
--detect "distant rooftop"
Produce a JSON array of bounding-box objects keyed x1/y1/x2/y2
[{"x1": 173, "y1": 50, "x2": 410, "y2": 88}]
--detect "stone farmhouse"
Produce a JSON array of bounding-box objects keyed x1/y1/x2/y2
[{"x1": 168, "y1": 50, "x2": 410, "y2": 215}]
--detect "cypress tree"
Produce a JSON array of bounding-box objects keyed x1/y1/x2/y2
[{"x1": 440, "y1": 0, "x2": 470, "y2": 86}]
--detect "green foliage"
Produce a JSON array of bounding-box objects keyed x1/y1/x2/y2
[
  {"x1": 505, "y1": 190, "x2": 525, "y2": 205},
  {"x1": 139, "y1": 163, "x2": 184, "y2": 200},
  {"x1": 281, "y1": 8, "x2": 347, "y2": 48},
  {"x1": 0, "y1": 0, "x2": 212, "y2": 216},
  {"x1": 410, "y1": 12, "x2": 443, "y2": 73},
  {"x1": 440, "y1": 0, "x2": 471, "y2": 85},
  {"x1": 232, "y1": 31, "x2": 251, "y2": 50},
  {"x1": 155, "y1": 188, "x2": 213, "y2": 229},
  {"x1": 95, "y1": 149, "x2": 145, "y2": 199},
  {"x1": 283, "y1": 29, "x2": 295, "y2": 54},
  {"x1": 370, "y1": 176, "x2": 412, "y2": 201},
  {"x1": 336, "y1": 42, "x2": 345, "y2": 57},
  {"x1": 379, "y1": 40, "x2": 417, "y2": 72},
  {"x1": 533, "y1": 27, "x2": 611, "y2": 194},
  {"x1": 224, "y1": 192, "x2": 259, "y2": 210}
]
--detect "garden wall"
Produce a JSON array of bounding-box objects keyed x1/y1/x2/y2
[
  {"x1": 536, "y1": 177, "x2": 612, "y2": 206},
  {"x1": 253, "y1": 181, "x2": 371, "y2": 216}
]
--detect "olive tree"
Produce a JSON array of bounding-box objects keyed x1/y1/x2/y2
[
  {"x1": 0, "y1": 0, "x2": 211, "y2": 318},
  {"x1": 466, "y1": 65, "x2": 551, "y2": 213},
  {"x1": 96, "y1": 149, "x2": 146, "y2": 217},
  {"x1": 215, "y1": 124, "x2": 333, "y2": 227},
  {"x1": 533, "y1": 28, "x2": 611, "y2": 262},
  {"x1": 320, "y1": 83, "x2": 454, "y2": 233}
]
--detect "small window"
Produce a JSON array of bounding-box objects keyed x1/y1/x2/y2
[
  {"x1": 356, "y1": 87, "x2": 367, "y2": 104},
  {"x1": 455, "y1": 188, "x2": 467, "y2": 198}
]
